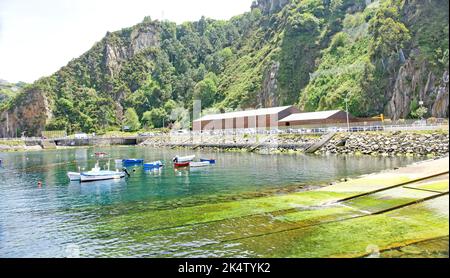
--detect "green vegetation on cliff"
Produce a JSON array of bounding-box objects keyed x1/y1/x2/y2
[
  {"x1": 0, "y1": 81, "x2": 26, "y2": 107},
  {"x1": 1, "y1": 0, "x2": 448, "y2": 136}
]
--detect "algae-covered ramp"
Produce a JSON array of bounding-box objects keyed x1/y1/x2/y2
[
  {"x1": 93, "y1": 157, "x2": 449, "y2": 258},
  {"x1": 220, "y1": 195, "x2": 449, "y2": 258}
]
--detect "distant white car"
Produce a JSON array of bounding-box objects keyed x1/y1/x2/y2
[
  {"x1": 74, "y1": 133, "x2": 88, "y2": 139},
  {"x1": 172, "y1": 129, "x2": 189, "y2": 135},
  {"x1": 413, "y1": 120, "x2": 427, "y2": 126}
]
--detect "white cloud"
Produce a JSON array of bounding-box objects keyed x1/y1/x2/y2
[{"x1": 0, "y1": 0, "x2": 253, "y2": 83}]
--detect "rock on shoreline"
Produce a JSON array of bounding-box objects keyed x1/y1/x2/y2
[
  {"x1": 318, "y1": 131, "x2": 449, "y2": 157},
  {"x1": 0, "y1": 144, "x2": 43, "y2": 152}
]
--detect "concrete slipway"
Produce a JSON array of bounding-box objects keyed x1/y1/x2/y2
[{"x1": 93, "y1": 157, "x2": 449, "y2": 258}]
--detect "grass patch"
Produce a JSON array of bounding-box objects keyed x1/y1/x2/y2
[{"x1": 0, "y1": 140, "x2": 25, "y2": 147}]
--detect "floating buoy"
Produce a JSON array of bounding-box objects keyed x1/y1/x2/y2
[{"x1": 38, "y1": 181, "x2": 42, "y2": 188}]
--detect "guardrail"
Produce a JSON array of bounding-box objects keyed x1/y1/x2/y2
[
  {"x1": 1, "y1": 123, "x2": 448, "y2": 141},
  {"x1": 181, "y1": 123, "x2": 449, "y2": 137}
]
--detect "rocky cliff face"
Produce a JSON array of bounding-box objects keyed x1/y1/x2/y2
[
  {"x1": 386, "y1": 58, "x2": 449, "y2": 120},
  {"x1": 258, "y1": 62, "x2": 280, "y2": 107},
  {"x1": 432, "y1": 71, "x2": 449, "y2": 117},
  {"x1": 0, "y1": 89, "x2": 51, "y2": 137},
  {"x1": 104, "y1": 25, "x2": 159, "y2": 78}
]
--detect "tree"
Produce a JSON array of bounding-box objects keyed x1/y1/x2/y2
[
  {"x1": 329, "y1": 0, "x2": 343, "y2": 13},
  {"x1": 164, "y1": 99, "x2": 178, "y2": 114},
  {"x1": 369, "y1": 3, "x2": 411, "y2": 57},
  {"x1": 126, "y1": 76, "x2": 165, "y2": 117},
  {"x1": 123, "y1": 108, "x2": 141, "y2": 131},
  {"x1": 412, "y1": 106, "x2": 428, "y2": 120},
  {"x1": 193, "y1": 72, "x2": 219, "y2": 108},
  {"x1": 142, "y1": 108, "x2": 168, "y2": 128}
]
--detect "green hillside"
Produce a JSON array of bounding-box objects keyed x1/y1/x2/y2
[{"x1": 0, "y1": 0, "x2": 448, "y2": 136}]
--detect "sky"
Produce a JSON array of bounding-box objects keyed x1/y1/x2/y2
[{"x1": 0, "y1": 0, "x2": 253, "y2": 83}]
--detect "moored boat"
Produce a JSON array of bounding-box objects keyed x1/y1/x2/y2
[
  {"x1": 122, "y1": 159, "x2": 144, "y2": 165},
  {"x1": 173, "y1": 155, "x2": 196, "y2": 163},
  {"x1": 68, "y1": 162, "x2": 128, "y2": 183},
  {"x1": 189, "y1": 161, "x2": 211, "y2": 168},
  {"x1": 200, "y1": 159, "x2": 216, "y2": 164}
]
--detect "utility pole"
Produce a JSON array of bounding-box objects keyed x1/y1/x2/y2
[{"x1": 6, "y1": 113, "x2": 9, "y2": 138}]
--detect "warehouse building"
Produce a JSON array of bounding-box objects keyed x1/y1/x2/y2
[
  {"x1": 192, "y1": 107, "x2": 373, "y2": 131},
  {"x1": 278, "y1": 110, "x2": 357, "y2": 127},
  {"x1": 193, "y1": 106, "x2": 299, "y2": 131}
]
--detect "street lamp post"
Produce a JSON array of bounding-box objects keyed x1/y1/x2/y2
[
  {"x1": 345, "y1": 94, "x2": 350, "y2": 132},
  {"x1": 419, "y1": 101, "x2": 424, "y2": 121}
]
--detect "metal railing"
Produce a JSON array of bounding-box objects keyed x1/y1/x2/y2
[{"x1": 1, "y1": 120, "x2": 448, "y2": 141}]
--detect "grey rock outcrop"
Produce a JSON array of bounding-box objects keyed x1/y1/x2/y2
[
  {"x1": 259, "y1": 62, "x2": 280, "y2": 107},
  {"x1": 385, "y1": 56, "x2": 450, "y2": 120},
  {"x1": 251, "y1": 0, "x2": 289, "y2": 14}
]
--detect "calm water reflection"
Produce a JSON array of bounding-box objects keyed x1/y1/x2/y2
[{"x1": 0, "y1": 147, "x2": 423, "y2": 257}]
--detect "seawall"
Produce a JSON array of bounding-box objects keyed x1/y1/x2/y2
[{"x1": 140, "y1": 131, "x2": 449, "y2": 157}]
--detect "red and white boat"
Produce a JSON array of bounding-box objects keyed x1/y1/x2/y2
[{"x1": 174, "y1": 162, "x2": 190, "y2": 168}]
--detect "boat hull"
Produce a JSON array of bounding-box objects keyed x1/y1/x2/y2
[
  {"x1": 190, "y1": 162, "x2": 211, "y2": 168},
  {"x1": 80, "y1": 174, "x2": 125, "y2": 182},
  {"x1": 80, "y1": 172, "x2": 126, "y2": 182},
  {"x1": 144, "y1": 161, "x2": 163, "y2": 167},
  {"x1": 144, "y1": 165, "x2": 163, "y2": 169},
  {"x1": 200, "y1": 159, "x2": 216, "y2": 164},
  {"x1": 122, "y1": 159, "x2": 144, "y2": 165},
  {"x1": 174, "y1": 162, "x2": 190, "y2": 168},
  {"x1": 68, "y1": 172, "x2": 81, "y2": 181}
]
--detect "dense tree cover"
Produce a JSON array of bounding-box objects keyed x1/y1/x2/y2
[
  {"x1": 1, "y1": 0, "x2": 448, "y2": 135},
  {"x1": 123, "y1": 108, "x2": 141, "y2": 131},
  {"x1": 0, "y1": 81, "x2": 26, "y2": 107}
]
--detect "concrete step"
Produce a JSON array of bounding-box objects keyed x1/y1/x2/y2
[
  {"x1": 305, "y1": 132, "x2": 337, "y2": 153},
  {"x1": 41, "y1": 140, "x2": 57, "y2": 149}
]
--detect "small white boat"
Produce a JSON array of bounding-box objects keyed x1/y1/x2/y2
[
  {"x1": 68, "y1": 162, "x2": 127, "y2": 183},
  {"x1": 80, "y1": 170, "x2": 126, "y2": 182},
  {"x1": 68, "y1": 172, "x2": 81, "y2": 181},
  {"x1": 189, "y1": 161, "x2": 211, "y2": 168},
  {"x1": 173, "y1": 155, "x2": 196, "y2": 163}
]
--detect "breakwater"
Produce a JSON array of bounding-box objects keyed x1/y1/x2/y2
[
  {"x1": 140, "y1": 131, "x2": 449, "y2": 157},
  {"x1": 318, "y1": 131, "x2": 449, "y2": 157},
  {"x1": 2, "y1": 130, "x2": 449, "y2": 157}
]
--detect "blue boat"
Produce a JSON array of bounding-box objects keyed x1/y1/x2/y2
[
  {"x1": 200, "y1": 159, "x2": 216, "y2": 164},
  {"x1": 122, "y1": 159, "x2": 144, "y2": 165},
  {"x1": 144, "y1": 161, "x2": 164, "y2": 169}
]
